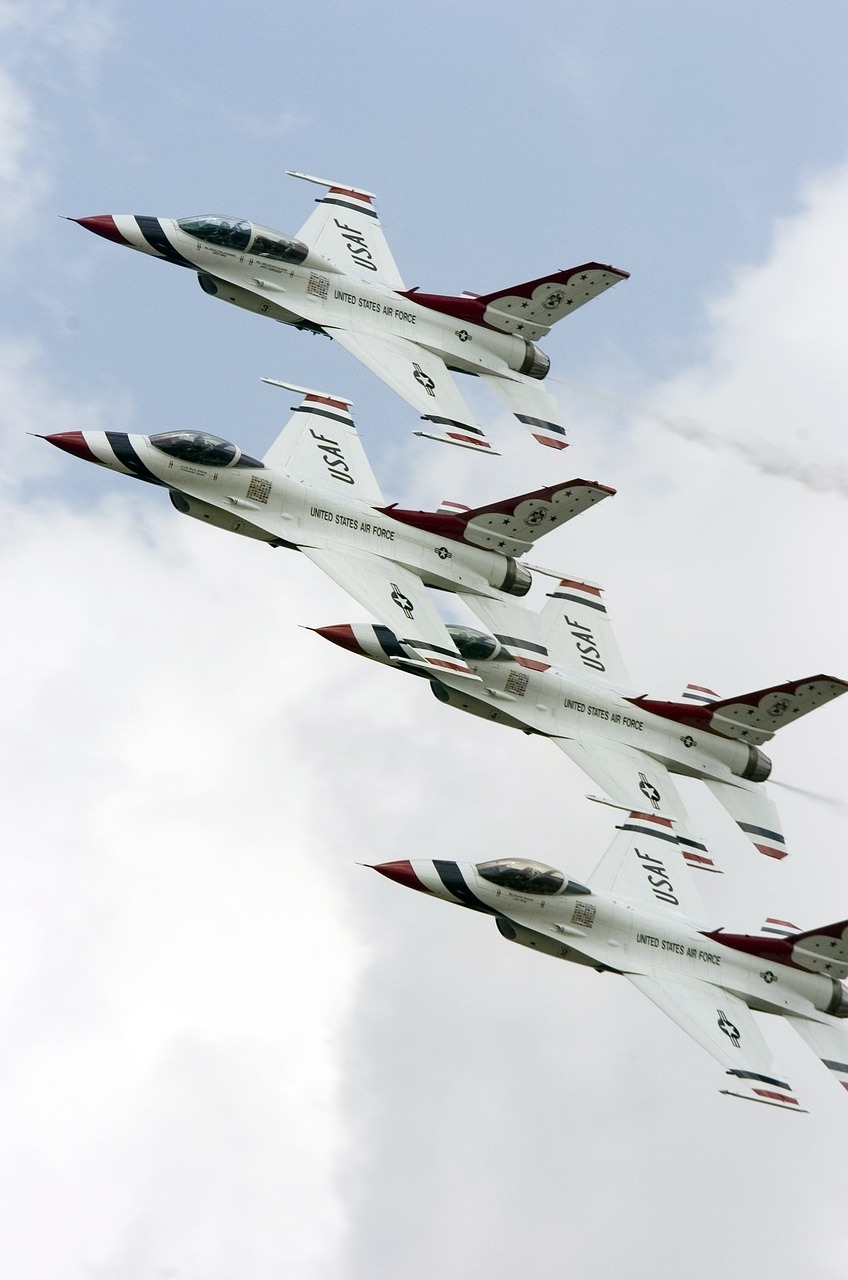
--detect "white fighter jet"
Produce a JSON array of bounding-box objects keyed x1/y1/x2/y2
[
  {"x1": 315, "y1": 576, "x2": 847, "y2": 862},
  {"x1": 372, "y1": 811, "x2": 848, "y2": 1111},
  {"x1": 70, "y1": 171, "x2": 628, "y2": 454},
  {"x1": 40, "y1": 381, "x2": 612, "y2": 683}
]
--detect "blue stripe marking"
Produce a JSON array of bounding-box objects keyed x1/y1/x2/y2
[
  {"x1": 297, "y1": 404, "x2": 352, "y2": 427},
  {"x1": 106, "y1": 434, "x2": 166, "y2": 486},
  {"x1": 320, "y1": 196, "x2": 379, "y2": 219},
  {"x1": 135, "y1": 216, "x2": 195, "y2": 268},
  {"x1": 550, "y1": 590, "x2": 607, "y2": 613},
  {"x1": 494, "y1": 634, "x2": 548, "y2": 656},
  {"x1": 738, "y1": 822, "x2": 785, "y2": 844},
  {"x1": 433, "y1": 861, "x2": 496, "y2": 914},
  {"x1": 621, "y1": 824, "x2": 678, "y2": 844},
  {"x1": 727, "y1": 1069, "x2": 791, "y2": 1088}
]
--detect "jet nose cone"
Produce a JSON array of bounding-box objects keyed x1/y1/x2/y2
[
  {"x1": 72, "y1": 215, "x2": 129, "y2": 246},
  {"x1": 371, "y1": 860, "x2": 429, "y2": 893},
  {"x1": 40, "y1": 431, "x2": 98, "y2": 462},
  {"x1": 313, "y1": 624, "x2": 364, "y2": 656}
]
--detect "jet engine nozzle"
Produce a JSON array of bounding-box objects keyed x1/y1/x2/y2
[{"x1": 740, "y1": 745, "x2": 772, "y2": 782}]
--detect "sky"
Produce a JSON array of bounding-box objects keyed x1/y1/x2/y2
[{"x1": 2, "y1": 2, "x2": 848, "y2": 1276}]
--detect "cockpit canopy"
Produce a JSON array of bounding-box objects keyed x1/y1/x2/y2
[
  {"x1": 176, "y1": 216, "x2": 309, "y2": 265},
  {"x1": 446, "y1": 625, "x2": 501, "y2": 661},
  {"x1": 476, "y1": 858, "x2": 590, "y2": 896},
  {"x1": 149, "y1": 431, "x2": 264, "y2": 470}
]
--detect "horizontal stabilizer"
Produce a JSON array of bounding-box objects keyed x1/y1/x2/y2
[
  {"x1": 476, "y1": 372, "x2": 568, "y2": 450},
  {"x1": 384, "y1": 479, "x2": 614, "y2": 558},
  {"x1": 786, "y1": 1016, "x2": 848, "y2": 1096},
  {"x1": 631, "y1": 674, "x2": 848, "y2": 746},
  {"x1": 703, "y1": 778, "x2": 787, "y2": 859}
]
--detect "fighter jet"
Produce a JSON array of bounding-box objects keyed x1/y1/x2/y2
[
  {"x1": 70, "y1": 171, "x2": 628, "y2": 455},
  {"x1": 372, "y1": 810, "x2": 848, "y2": 1111},
  {"x1": 40, "y1": 381, "x2": 612, "y2": 682},
  {"x1": 315, "y1": 576, "x2": 847, "y2": 862}
]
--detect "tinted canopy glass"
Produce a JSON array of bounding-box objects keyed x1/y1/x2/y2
[
  {"x1": 249, "y1": 225, "x2": 309, "y2": 265},
  {"x1": 446, "y1": 626, "x2": 500, "y2": 661},
  {"x1": 149, "y1": 431, "x2": 263, "y2": 469},
  {"x1": 177, "y1": 216, "x2": 252, "y2": 251},
  {"x1": 476, "y1": 859, "x2": 589, "y2": 896}
]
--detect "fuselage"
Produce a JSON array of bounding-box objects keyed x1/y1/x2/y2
[
  {"x1": 43, "y1": 427, "x2": 532, "y2": 600},
  {"x1": 74, "y1": 214, "x2": 545, "y2": 380},
  {"x1": 322, "y1": 621, "x2": 771, "y2": 790},
  {"x1": 377, "y1": 857, "x2": 847, "y2": 1022}
]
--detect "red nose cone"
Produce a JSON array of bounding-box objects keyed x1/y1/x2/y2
[
  {"x1": 41, "y1": 431, "x2": 98, "y2": 462},
  {"x1": 313, "y1": 624, "x2": 365, "y2": 656},
  {"x1": 371, "y1": 860, "x2": 429, "y2": 893},
  {"x1": 73, "y1": 215, "x2": 129, "y2": 246}
]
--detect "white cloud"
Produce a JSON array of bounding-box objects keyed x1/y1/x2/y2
[{"x1": 0, "y1": 492, "x2": 374, "y2": 1278}]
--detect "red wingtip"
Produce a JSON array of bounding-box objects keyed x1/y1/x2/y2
[
  {"x1": 73, "y1": 215, "x2": 129, "y2": 246},
  {"x1": 312, "y1": 624, "x2": 366, "y2": 656},
  {"x1": 371, "y1": 861, "x2": 430, "y2": 893},
  {"x1": 41, "y1": 431, "x2": 98, "y2": 463}
]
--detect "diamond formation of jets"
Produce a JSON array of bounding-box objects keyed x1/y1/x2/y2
[
  {"x1": 70, "y1": 171, "x2": 628, "y2": 455},
  {"x1": 315, "y1": 578, "x2": 847, "y2": 863},
  {"x1": 41, "y1": 382, "x2": 612, "y2": 683},
  {"x1": 372, "y1": 811, "x2": 848, "y2": 1111},
  {"x1": 52, "y1": 175, "x2": 847, "y2": 1114}
]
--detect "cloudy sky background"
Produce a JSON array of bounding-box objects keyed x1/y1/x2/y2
[{"x1": 2, "y1": 2, "x2": 847, "y2": 1276}]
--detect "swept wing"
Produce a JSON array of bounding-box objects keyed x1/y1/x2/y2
[
  {"x1": 536, "y1": 575, "x2": 631, "y2": 686},
  {"x1": 326, "y1": 328, "x2": 496, "y2": 454},
  {"x1": 586, "y1": 809, "x2": 714, "y2": 916},
  {"x1": 261, "y1": 379, "x2": 384, "y2": 504},
  {"x1": 288, "y1": 171, "x2": 405, "y2": 290},
  {"x1": 302, "y1": 548, "x2": 479, "y2": 681},
  {"x1": 627, "y1": 975, "x2": 805, "y2": 1111}
]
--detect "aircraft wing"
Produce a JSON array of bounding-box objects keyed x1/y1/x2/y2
[
  {"x1": 586, "y1": 809, "x2": 713, "y2": 921},
  {"x1": 301, "y1": 547, "x2": 480, "y2": 681},
  {"x1": 326, "y1": 328, "x2": 497, "y2": 454},
  {"x1": 536, "y1": 576, "x2": 631, "y2": 686},
  {"x1": 627, "y1": 975, "x2": 806, "y2": 1111},
  {"x1": 785, "y1": 1014, "x2": 848, "y2": 1098},
  {"x1": 477, "y1": 370, "x2": 569, "y2": 450},
  {"x1": 287, "y1": 171, "x2": 406, "y2": 290},
  {"x1": 552, "y1": 738, "x2": 718, "y2": 875},
  {"x1": 703, "y1": 778, "x2": 787, "y2": 860},
  {"x1": 260, "y1": 380, "x2": 384, "y2": 504}
]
